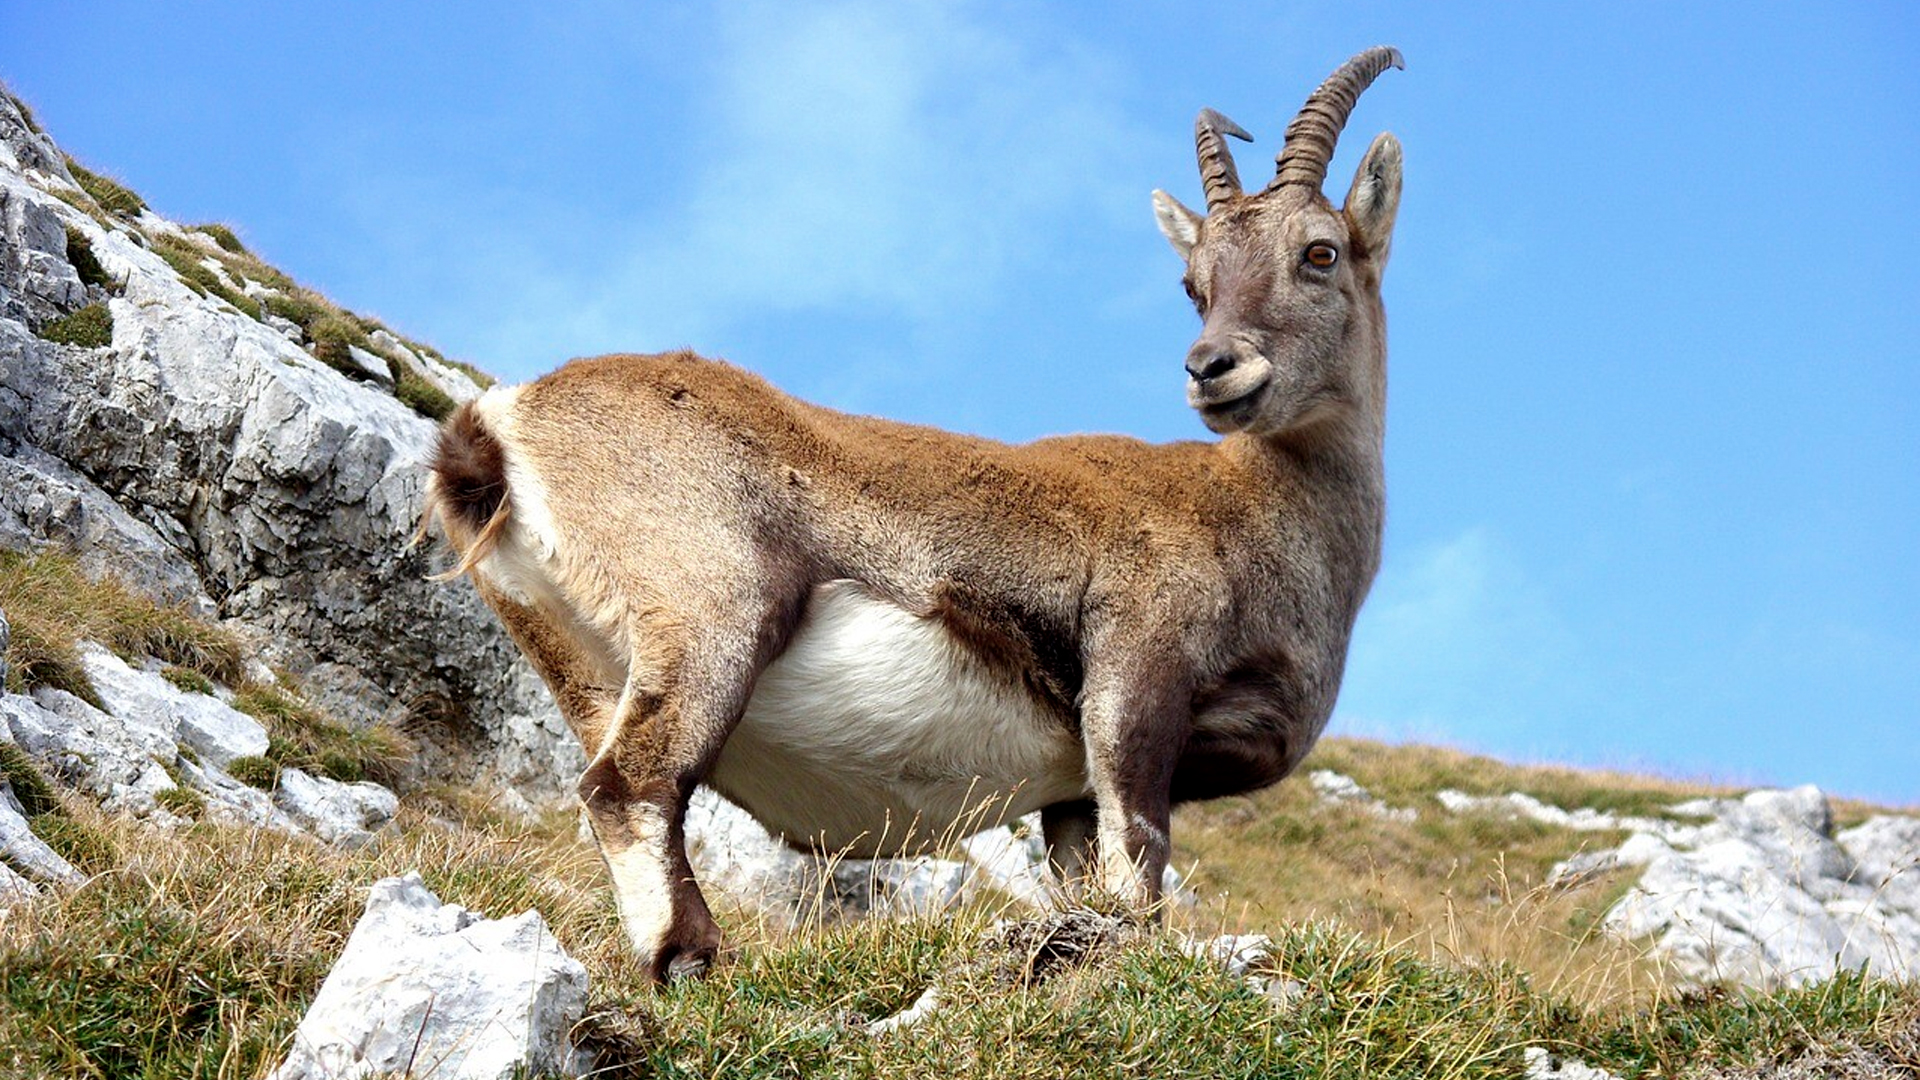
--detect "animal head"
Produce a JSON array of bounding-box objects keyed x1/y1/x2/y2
[{"x1": 1153, "y1": 47, "x2": 1404, "y2": 439}]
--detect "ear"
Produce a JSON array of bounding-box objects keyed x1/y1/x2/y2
[
  {"x1": 1342, "y1": 132, "x2": 1402, "y2": 268},
  {"x1": 1151, "y1": 189, "x2": 1202, "y2": 259}
]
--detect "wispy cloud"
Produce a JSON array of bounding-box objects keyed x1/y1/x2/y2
[
  {"x1": 1334, "y1": 527, "x2": 1595, "y2": 757},
  {"x1": 478, "y1": 0, "x2": 1145, "y2": 370}
]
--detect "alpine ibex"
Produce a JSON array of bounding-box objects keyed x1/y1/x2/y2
[{"x1": 425, "y1": 47, "x2": 1404, "y2": 982}]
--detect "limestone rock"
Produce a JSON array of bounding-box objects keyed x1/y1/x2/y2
[
  {"x1": 1311, "y1": 769, "x2": 1419, "y2": 822},
  {"x1": 1563, "y1": 786, "x2": 1920, "y2": 988},
  {"x1": 0, "y1": 859, "x2": 33, "y2": 901},
  {"x1": 272, "y1": 767, "x2": 397, "y2": 847},
  {"x1": 342, "y1": 344, "x2": 395, "y2": 388},
  {"x1": 0, "y1": 775, "x2": 80, "y2": 885},
  {"x1": 5, "y1": 687, "x2": 179, "y2": 817},
  {"x1": 1523, "y1": 1047, "x2": 1622, "y2": 1080},
  {"x1": 270, "y1": 872, "x2": 587, "y2": 1080},
  {"x1": 0, "y1": 176, "x2": 85, "y2": 325},
  {"x1": 370, "y1": 329, "x2": 483, "y2": 405},
  {"x1": 1436, "y1": 787, "x2": 1673, "y2": 836},
  {"x1": 0, "y1": 84, "x2": 572, "y2": 799},
  {"x1": 78, "y1": 642, "x2": 268, "y2": 766}
]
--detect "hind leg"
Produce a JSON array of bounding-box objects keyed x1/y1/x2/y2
[
  {"x1": 580, "y1": 591, "x2": 802, "y2": 982},
  {"x1": 1041, "y1": 799, "x2": 1099, "y2": 891},
  {"x1": 473, "y1": 577, "x2": 624, "y2": 750}
]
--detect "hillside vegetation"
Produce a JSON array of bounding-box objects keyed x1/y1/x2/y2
[{"x1": 4, "y1": 554, "x2": 1917, "y2": 1077}]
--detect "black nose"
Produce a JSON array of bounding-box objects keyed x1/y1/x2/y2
[{"x1": 1186, "y1": 350, "x2": 1237, "y2": 382}]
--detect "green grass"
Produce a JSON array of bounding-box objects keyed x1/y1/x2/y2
[
  {"x1": 50, "y1": 184, "x2": 113, "y2": 227},
  {"x1": 155, "y1": 785, "x2": 206, "y2": 820},
  {"x1": 261, "y1": 289, "x2": 327, "y2": 329},
  {"x1": 225, "y1": 755, "x2": 279, "y2": 791},
  {"x1": 232, "y1": 683, "x2": 410, "y2": 788},
  {"x1": 395, "y1": 363, "x2": 458, "y2": 420},
  {"x1": 190, "y1": 223, "x2": 247, "y2": 255},
  {"x1": 64, "y1": 226, "x2": 113, "y2": 289},
  {"x1": 63, "y1": 157, "x2": 145, "y2": 216},
  {"x1": 0, "y1": 551, "x2": 246, "y2": 702},
  {"x1": 153, "y1": 234, "x2": 218, "y2": 296},
  {"x1": 0, "y1": 742, "x2": 62, "y2": 819},
  {"x1": 161, "y1": 665, "x2": 217, "y2": 696},
  {"x1": 35, "y1": 302, "x2": 113, "y2": 348},
  {"x1": 10, "y1": 92, "x2": 43, "y2": 134},
  {"x1": 304, "y1": 312, "x2": 377, "y2": 379},
  {"x1": 0, "y1": 779, "x2": 1911, "y2": 1079}
]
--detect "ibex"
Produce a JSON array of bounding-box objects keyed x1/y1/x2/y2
[{"x1": 425, "y1": 47, "x2": 1403, "y2": 982}]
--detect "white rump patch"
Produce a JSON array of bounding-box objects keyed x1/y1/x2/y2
[{"x1": 468, "y1": 384, "x2": 566, "y2": 606}]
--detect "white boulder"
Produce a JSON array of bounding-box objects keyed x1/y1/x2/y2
[
  {"x1": 1571, "y1": 786, "x2": 1920, "y2": 987},
  {"x1": 0, "y1": 773, "x2": 80, "y2": 885},
  {"x1": 270, "y1": 872, "x2": 587, "y2": 1080},
  {"x1": 272, "y1": 767, "x2": 397, "y2": 847},
  {"x1": 78, "y1": 642, "x2": 269, "y2": 766}
]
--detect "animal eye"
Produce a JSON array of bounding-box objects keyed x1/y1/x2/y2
[
  {"x1": 1304, "y1": 243, "x2": 1338, "y2": 269},
  {"x1": 1183, "y1": 278, "x2": 1206, "y2": 313}
]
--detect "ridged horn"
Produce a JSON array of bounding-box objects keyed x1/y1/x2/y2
[
  {"x1": 1194, "y1": 108, "x2": 1253, "y2": 212},
  {"x1": 1270, "y1": 46, "x2": 1404, "y2": 194}
]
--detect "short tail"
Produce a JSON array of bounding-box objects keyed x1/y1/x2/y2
[{"x1": 420, "y1": 399, "x2": 512, "y2": 581}]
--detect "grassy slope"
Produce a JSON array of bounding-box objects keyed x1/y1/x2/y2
[{"x1": 3, "y1": 557, "x2": 1919, "y2": 1077}]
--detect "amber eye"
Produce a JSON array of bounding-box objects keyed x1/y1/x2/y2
[{"x1": 1304, "y1": 242, "x2": 1338, "y2": 269}]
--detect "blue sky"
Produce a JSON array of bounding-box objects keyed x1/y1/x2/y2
[{"x1": 8, "y1": 3, "x2": 1916, "y2": 802}]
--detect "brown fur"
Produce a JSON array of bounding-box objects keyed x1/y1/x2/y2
[{"x1": 424, "y1": 48, "x2": 1404, "y2": 983}]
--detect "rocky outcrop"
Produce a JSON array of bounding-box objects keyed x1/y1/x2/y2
[
  {"x1": 686, "y1": 787, "x2": 1189, "y2": 919},
  {"x1": 270, "y1": 873, "x2": 588, "y2": 1080},
  {"x1": 0, "y1": 84, "x2": 570, "y2": 797},
  {"x1": 1558, "y1": 786, "x2": 1920, "y2": 989},
  {"x1": 0, "y1": 641, "x2": 395, "y2": 852},
  {"x1": 1306, "y1": 770, "x2": 1920, "y2": 989}
]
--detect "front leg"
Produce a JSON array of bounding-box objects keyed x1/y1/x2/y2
[{"x1": 1078, "y1": 654, "x2": 1193, "y2": 912}]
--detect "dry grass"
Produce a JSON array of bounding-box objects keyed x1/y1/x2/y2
[
  {"x1": 0, "y1": 550, "x2": 243, "y2": 703},
  {"x1": 1170, "y1": 736, "x2": 1736, "y2": 1010},
  {"x1": 0, "y1": 549, "x2": 411, "y2": 790},
  {"x1": 3, "y1": 797, "x2": 1912, "y2": 1079}
]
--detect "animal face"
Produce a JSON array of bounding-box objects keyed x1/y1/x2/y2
[{"x1": 1151, "y1": 49, "x2": 1404, "y2": 438}]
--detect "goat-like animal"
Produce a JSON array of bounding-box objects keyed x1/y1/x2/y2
[{"x1": 425, "y1": 47, "x2": 1404, "y2": 982}]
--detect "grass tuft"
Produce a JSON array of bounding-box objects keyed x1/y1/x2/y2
[
  {"x1": 189, "y1": 223, "x2": 247, "y2": 255},
  {"x1": 62, "y1": 157, "x2": 145, "y2": 216},
  {"x1": 225, "y1": 755, "x2": 279, "y2": 791},
  {"x1": 35, "y1": 302, "x2": 113, "y2": 348},
  {"x1": 0, "y1": 549, "x2": 245, "y2": 702},
  {"x1": 395, "y1": 364, "x2": 458, "y2": 420},
  {"x1": 304, "y1": 313, "x2": 376, "y2": 379},
  {"x1": 155, "y1": 785, "x2": 206, "y2": 820},
  {"x1": 64, "y1": 226, "x2": 113, "y2": 289},
  {"x1": 161, "y1": 665, "x2": 217, "y2": 696},
  {"x1": 0, "y1": 741, "x2": 63, "y2": 819},
  {"x1": 233, "y1": 684, "x2": 411, "y2": 788},
  {"x1": 28, "y1": 814, "x2": 118, "y2": 875},
  {"x1": 152, "y1": 234, "x2": 217, "y2": 296}
]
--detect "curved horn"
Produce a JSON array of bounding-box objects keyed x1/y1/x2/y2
[
  {"x1": 1270, "y1": 46, "x2": 1404, "y2": 194},
  {"x1": 1194, "y1": 108, "x2": 1253, "y2": 212}
]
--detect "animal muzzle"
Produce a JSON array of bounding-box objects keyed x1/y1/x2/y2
[{"x1": 1184, "y1": 342, "x2": 1272, "y2": 410}]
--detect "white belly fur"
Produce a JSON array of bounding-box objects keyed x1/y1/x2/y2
[{"x1": 708, "y1": 580, "x2": 1089, "y2": 857}]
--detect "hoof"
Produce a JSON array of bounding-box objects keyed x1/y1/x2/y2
[
  {"x1": 649, "y1": 933, "x2": 721, "y2": 984},
  {"x1": 663, "y1": 947, "x2": 713, "y2": 982}
]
